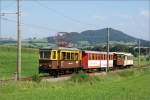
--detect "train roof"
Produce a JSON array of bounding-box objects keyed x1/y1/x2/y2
[
  {"x1": 40, "y1": 47, "x2": 80, "y2": 51},
  {"x1": 83, "y1": 50, "x2": 114, "y2": 54},
  {"x1": 114, "y1": 52, "x2": 133, "y2": 56}
]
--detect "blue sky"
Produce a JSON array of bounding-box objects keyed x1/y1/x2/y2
[{"x1": 0, "y1": 0, "x2": 149, "y2": 40}]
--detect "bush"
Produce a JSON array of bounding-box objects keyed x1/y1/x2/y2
[
  {"x1": 117, "y1": 70, "x2": 134, "y2": 78},
  {"x1": 32, "y1": 74, "x2": 41, "y2": 83},
  {"x1": 70, "y1": 71, "x2": 100, "y2": 83},
  {"x1": 146, "y1": 57, "x2": 150, "y2": 61}
]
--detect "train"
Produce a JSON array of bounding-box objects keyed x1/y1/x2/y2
[{"x1": 39, "y1": 47, "x2": 133, "y2": 77}]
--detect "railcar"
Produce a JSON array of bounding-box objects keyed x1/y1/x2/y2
[
  {"x1": 82, "y1": 51, "x2": 114, "y2": 70},
  {"x1": 39, "y1": 47, "x2": 82, "y2": 77},
  {"x1": 114, "y1": 52, "x2": 133, "y2": 67}
]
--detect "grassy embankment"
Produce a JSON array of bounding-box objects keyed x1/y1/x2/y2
[
  {"x1": 0, "y1": 46, "x2": 150, "y2": 100},
  {"x1": 0, "y1": 68, "x2": 150, "y2": 100}
]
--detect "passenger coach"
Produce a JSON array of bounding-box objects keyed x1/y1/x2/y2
[
  {"x1": 82, "y1": 51, "x2": 114, "y2": 70},
  {"x1": 114, "y1": 52, "x2": 133, "y2": 67}
]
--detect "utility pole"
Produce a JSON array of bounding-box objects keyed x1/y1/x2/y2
[
  {"x1": 106, "y1": 27, "x2": 110, "y2": 72},
  {"x1": 16, "y1": 0, "x2": 21, "y2": 80},
  {"x1": 0, "y1": 0, "x2": 21, "y2": 80},
  {"x1": 138, "y1": 40, "x2": 140, "y2": 67},
  {"x1": 0, "y1": 0, "x2": 1, "y2": 39}
]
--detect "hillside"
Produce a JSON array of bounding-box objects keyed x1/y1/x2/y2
[
  {"x1": 0, "y1": 28, "x2": 149, "y2": 47},
  {"x1": 47, "y1": 28, "x2": 149, "y2": 47}
]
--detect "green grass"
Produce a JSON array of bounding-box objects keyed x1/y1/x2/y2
[
  {"x1": 0, "y1": 46, "x2": 38, "y2": 79},
  {"x1": 133, "y1": 56, "x2": 150, "y2": 66},
  {"x1": 0, "y1": 68, "x2": 150, "y2": 100},
  {"x1": 0, "y1": 46, "x2": 150, "y2": 100},
  {"x1": 0, "y1": 46, "x2": 149, "y2": 80}
]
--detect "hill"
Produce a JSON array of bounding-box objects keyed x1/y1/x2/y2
[
  {"x1": 47, "y1": 28, "x2": 150, "y2": 47},
  {"x1": 0, "y1": 28, "x2": 149, "y2": 47}
]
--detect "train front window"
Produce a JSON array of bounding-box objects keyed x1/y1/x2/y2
[{"x1": 40, "y1": 50, "x2": 51, "y2": 59}]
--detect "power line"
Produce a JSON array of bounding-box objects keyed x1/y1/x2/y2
[
  {"x1": 1, "y1": 17, "x2": 61, "y2": 32},
  {"x1": 35, "y1": 1, "x2": 97, "y2": 29}
]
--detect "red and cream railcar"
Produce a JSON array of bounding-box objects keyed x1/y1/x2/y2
[
  {"x1": 114, "y1": 52, "x2": 133, "y2": 66},
  {"x1": 81, "y1": 51, "x2": 114, "y2": 69}
]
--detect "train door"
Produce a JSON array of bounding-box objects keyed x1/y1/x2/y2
[
  {"x1": 124, "y1": 55, "x2": 127, "y2": 66},
  {"x1": 50, "y1": 50, "x2": 58, "y2": 69}
]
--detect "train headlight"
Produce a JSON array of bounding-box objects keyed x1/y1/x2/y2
[{"x1": 49, "y1": 64, "x2": 52, "y2": 67}]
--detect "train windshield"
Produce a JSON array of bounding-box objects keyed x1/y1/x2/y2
[{"x1": 40, "y1": 50, "x2": 51, "y2": 59}]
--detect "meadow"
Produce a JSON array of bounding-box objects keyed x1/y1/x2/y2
[
  {"x1": 0, "y1": 46, "x2": 38, "y2": 79},
  {"x1": 0, "y1": 46, "x2": 150, "y2": 100},
  {"x1": 0, "y1": 68, "x2": 150, "y2": 100}
]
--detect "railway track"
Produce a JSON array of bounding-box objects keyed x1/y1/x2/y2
[{"x1": 0, "y1": 64, "x2": 150, "y2": 83}]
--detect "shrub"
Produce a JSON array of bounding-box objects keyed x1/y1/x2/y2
[
  {"x1": 32, "y1": 74, "x2": 41, "y2": 83},
  {"x1": 70, "y1": 71, "x2": 100, "y2": 83},
  {"x1": 117, "y1": 70, "x2": 134, "y2": 78}
]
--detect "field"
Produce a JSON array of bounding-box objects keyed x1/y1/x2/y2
[
  {"x1": 0, "y1": 68, "x2": 150, "y2": 100},
  {"x1": 0, "y1": 46, "x2": 38, "y2": 79},
  {"x1": 0, "y1": 46, "x2": 150, "y2": 100},
  {"x1": 0, "y1": 46, "x2": 149, "y2": 79}
]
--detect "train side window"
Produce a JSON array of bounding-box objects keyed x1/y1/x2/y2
[
  {"x1": 91, "y1": 54, "x2": 93, "y2": 60},
  {"x1": 109, "y1": 55, "x2": 111, "y2": 60},
  {"x1": 71, "y1": 53, "x2": 74, "y2": 60},
  {"x1": 90, "y1": 54, "x2": 92, "y2": 60},
  {"x1": 95, "y1": 54, "x2": 97, "y2": 60},
  {"x1": 93, "y1": 54, "x2": 95, "y2": 60},
  {"x1": 99, "y1": 54, "x2": 101, "y2": 60},
  {"x1": 103, "y1": 55, "x2": 104, "y2": 60},
  {"x1": 97, "y1": 54, "x2": 98, "y2": 60},
  {"x1": 61, "y1": 52, "x2": 66, "y2": 60},
  {"x1": 88, "y1": 54, "x2": 91, "y2": 60},
  {"x1": 67, "y1": 52, "x2": 70, "y2": 60},
  {"x1": 97, "y1": 54, "x2": 99, "y2": 60},
  {"x1": 75, "y1": 53, "x2": 78, "y2": 60}
]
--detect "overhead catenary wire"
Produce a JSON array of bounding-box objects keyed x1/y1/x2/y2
[
  {"x1": 1, "y1": 17, "x2": 61, "y2": 32},
  {"x1": 35, "y1": 1, "x2": 97, "y2": 29}
]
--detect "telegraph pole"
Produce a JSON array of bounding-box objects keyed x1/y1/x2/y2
[
  {"x1": 138, "y1": 40, "x2": 140, "y2": 67},
  {"x1": 16, "y1": 0, "x2": 21, "y2": 80},
  {"x1": 0, "y1": 0, "x2": 1, "y2": 39},
  {"x1": 0, "y1": 0, "x2": 21, "y2": 80},
  {"x1": 106, "y1": 27, "x2": 110, "y2": 72}
]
